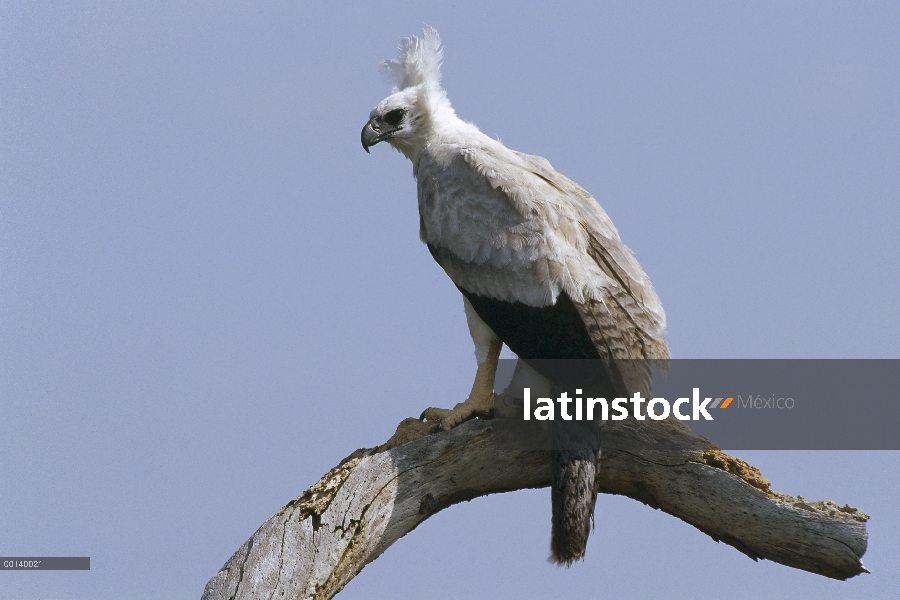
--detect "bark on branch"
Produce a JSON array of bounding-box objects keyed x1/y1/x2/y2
[{"x1": 201, "y1": 413, "x2": 869, "y2": 600}]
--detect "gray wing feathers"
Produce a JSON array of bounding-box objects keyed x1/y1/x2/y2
[{"x1": 417, "y1": 141, "x2": 669, "y2": 365}]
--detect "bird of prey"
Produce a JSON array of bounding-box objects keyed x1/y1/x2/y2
[{"x1": 362, "y1": 27, "x2": 669, "y2": 565}]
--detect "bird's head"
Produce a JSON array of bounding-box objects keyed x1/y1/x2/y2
[
  {"x1": 362, "y1": 27, "x2": 455, "y2": 158},
  {"x1": 361, "y1": 88, "x2": 426, "y2": 155}
]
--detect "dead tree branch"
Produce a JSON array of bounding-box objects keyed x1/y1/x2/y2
[{"x1": 201, "y1": 415, "x2": 868, "y2": 600}]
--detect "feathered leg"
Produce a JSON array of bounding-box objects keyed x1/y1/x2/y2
[{"x1": 421, "y1": 296, "x2": 502, "y2": 430}]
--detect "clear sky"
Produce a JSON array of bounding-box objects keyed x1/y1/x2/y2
[{"x1": 1, "y1": 2, "x2": 898, "y2": 599}]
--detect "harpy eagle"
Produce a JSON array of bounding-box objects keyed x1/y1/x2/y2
[{"x1": 362, "y1": 27, "x2": 669, "y2": 564}]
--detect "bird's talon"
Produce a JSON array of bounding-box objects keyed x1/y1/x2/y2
[{"x1": 420, "y1": 407, "x2": 452, "y2": 422}]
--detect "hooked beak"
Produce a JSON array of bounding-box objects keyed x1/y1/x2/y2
[{"x1": 361, "y1": 116, "x2": 398, "y2": 153}]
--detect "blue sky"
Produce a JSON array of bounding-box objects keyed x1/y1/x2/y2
[{"x1": 2, "y1": 2, "x2": 898, "y2": 598}]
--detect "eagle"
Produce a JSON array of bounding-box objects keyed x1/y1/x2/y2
[{"x1": 362, "y1": 27, "x2": 669, "y2": 565}]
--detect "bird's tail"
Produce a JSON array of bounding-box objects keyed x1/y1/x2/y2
[{"x1": 550, "y1": 442, "x2": 600, "y2": 565}]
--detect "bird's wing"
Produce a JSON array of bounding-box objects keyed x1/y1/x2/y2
[
  {"x1": 417, "y1": 140, "x2": 669, "y2": 382},
  {"x1": 509, "y1": 149, "x2": 670, "y2": 365}
]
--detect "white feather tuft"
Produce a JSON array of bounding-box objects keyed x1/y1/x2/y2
[{"x1": 379, "y1": 26, "x2": 444, "y2": 92}]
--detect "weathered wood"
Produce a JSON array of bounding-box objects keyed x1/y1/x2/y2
[{"x1": 201, "y1": 416, "x2": 868, "y2": 600}]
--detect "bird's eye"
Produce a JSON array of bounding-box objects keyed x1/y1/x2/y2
[{"x1": 383, "y1": 109, "x2": 405, "y2": 127}]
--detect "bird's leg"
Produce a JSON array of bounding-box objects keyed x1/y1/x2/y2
[{"x1": 421, "y1": 337, "x2": 502, "y2": 430}]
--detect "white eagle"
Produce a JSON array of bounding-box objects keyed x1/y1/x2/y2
[{"x1": 362, "y1": 27, "x2": 669, "y2": 564}]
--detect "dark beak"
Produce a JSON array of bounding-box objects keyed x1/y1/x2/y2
[{"x1": 361, "y1": 117, "x2": 397, "y2": 153}]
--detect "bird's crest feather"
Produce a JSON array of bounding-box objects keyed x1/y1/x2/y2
[{"x1": 380, "y1": 26, "x2": 444, "y2": 92}]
